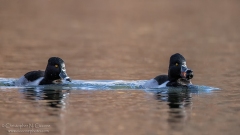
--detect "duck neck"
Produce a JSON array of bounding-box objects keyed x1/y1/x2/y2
[{"x1": 166, "y1": 78, "x2": 191, "y2": 87}]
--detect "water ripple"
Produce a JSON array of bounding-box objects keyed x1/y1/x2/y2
[{"x1": 0, "y1": 78, "x2": 219, "y2": 93}]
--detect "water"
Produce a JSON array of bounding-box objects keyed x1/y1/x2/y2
[
  {"x1": 1, "y1": 0, "x2": 240, "y2": 135},
  {"x1": 0, "y1": 83, "x2": 220, "y2": 135},
  {"x1": 0, "y1": 78, "x2": 219, "y2": 91}
]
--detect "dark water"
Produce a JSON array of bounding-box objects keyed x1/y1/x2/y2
[{"x1": 1, "y1": 0, "x2": 240, "y2": 135}]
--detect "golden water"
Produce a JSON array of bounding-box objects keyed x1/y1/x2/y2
[{"x1": 0, "y1": 1, "x2": 240, "y2": 135}]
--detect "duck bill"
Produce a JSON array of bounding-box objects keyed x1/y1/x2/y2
[
  {"x1": 59, "y1": 70, "x2": 71, "y2": 82},
  {"x1": 180, "y1": 65, "x2": 194, "y2": 80},
  {"x1": 180, "y1": 65, "x2": 190, "y2": 78}
]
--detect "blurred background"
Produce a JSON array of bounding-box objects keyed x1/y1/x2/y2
[
  {"x1": 0, "y1": 0, "x2": 240, "y2": 135},
  {"x1": 0, "y1": 0, "x2": 239, "y2": 84}
]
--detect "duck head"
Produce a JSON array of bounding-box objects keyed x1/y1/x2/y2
[
  {"x1": 168, "y1": 53, "x2": 193, "y2": 83},
  {"x1": 44, "y1": 57, "x2": 71, "y2": 83}
]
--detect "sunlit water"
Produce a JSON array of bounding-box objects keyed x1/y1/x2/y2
[
  {"x1": 0, "y1": 78, "x2": 223, "y2": 135},
  {"x1": 1, "y1": 0, "x2": 240, "y2": 135},
  {"x1": 0, "y1": 78, "x2": 221, "y2": 135}
]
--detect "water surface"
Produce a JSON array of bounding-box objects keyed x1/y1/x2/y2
[{"x1": 0, "y1": 0, "x2": 240, "y2": 135}]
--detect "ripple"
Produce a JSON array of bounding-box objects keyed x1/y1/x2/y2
[{"x1": 0, "y1": 78, "x2": 219, "y2": 93}]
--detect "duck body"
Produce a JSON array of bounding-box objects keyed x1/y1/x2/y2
[
  {"x1": 15, "y1": 57, "x2": 71, "y2": 86},
  {"x1": 144, "y1": 53, "x2": 194, "y2": 88}
]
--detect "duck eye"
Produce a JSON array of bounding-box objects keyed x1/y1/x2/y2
[
  {"x1": 55, "y1": 65, "x2": 58, "y2": 68},
  {"x1": 175, "y1": 63, "x2": 178, "y2": 66}
]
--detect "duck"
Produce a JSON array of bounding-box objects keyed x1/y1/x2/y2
[
  {"x1": 144, "y1": 53, "x2": 194, "y2": 88},
  {"x1": 15, "y1": 57, "x2": 71, "y2": 86}
]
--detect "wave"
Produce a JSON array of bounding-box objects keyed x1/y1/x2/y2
[{"x1": 0, "y1": 78, "x2": 219, "y2": 93}]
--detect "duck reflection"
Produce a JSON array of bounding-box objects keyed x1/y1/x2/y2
[
  {"x1": 19, "y1": 87, "x2": 70, "y2": 109},
  {"x1": 155, "y1": 87, "x2": 192, "y2": 130}
]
